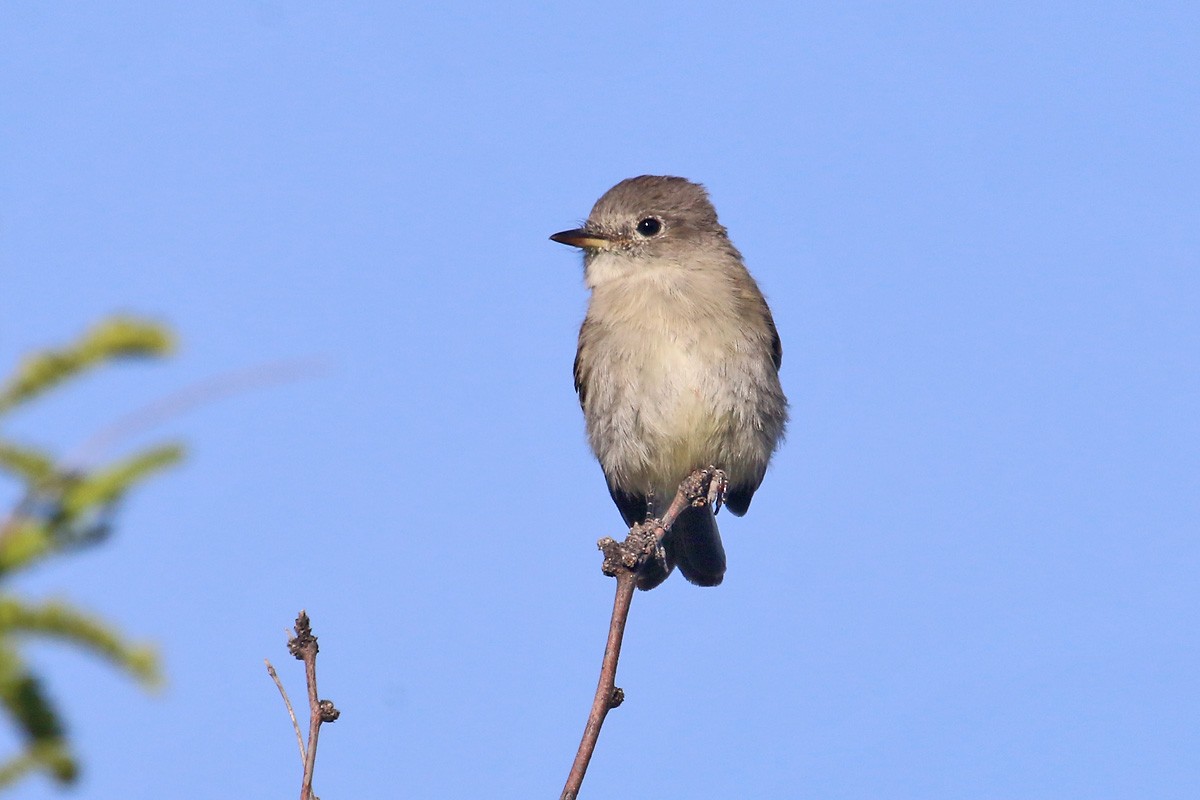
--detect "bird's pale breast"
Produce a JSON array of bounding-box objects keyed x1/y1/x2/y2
[{"x1": 580, "y1": 266, "x2": 771, "y2": 500}]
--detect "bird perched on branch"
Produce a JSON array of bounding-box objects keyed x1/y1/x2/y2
[{"x1": 551, "y1": 176, "x2": 787, "y2": 589}]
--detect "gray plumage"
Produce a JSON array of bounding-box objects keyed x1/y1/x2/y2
[{"x1": 551, "y1": 175, "x2": 787, "y2": 589}]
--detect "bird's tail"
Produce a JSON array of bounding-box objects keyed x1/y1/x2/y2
[
  {"x1": 670, "y1": 505, "x2": 726, "y2": 586},
  {"x1": 635, "y1": 505, "x2": 726, "y2": 590}
]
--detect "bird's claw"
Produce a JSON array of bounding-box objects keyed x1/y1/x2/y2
[{"x1": 707, "y1": 467, "x2": 728, "y2": 515}]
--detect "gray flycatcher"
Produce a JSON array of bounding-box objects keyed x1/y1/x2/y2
[{"x1": 551, "y1": 175, "x2": 788, "y2": 589}]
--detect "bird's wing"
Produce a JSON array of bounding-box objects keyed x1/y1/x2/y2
[
  {"x1": 768, "y1": 313, "x2": 782, "y2": 371},
  {"x1": 573, "y1": 318, "x2": 591, "y2": 406}
]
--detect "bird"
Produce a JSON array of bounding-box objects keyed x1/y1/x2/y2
[{"x1": 550, "y1": 175, "x2": 787, "y2": 589}]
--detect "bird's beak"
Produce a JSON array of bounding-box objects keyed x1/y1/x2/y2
[{"x1": 550, "y1": 228, "x2": 612, "y2": 250}]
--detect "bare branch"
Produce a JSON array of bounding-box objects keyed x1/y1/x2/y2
[
  {"x1": 561, "y1": 468, "x2": 722, "y2": 800},
  {"x1": 289, "y1": 610, "x2": 339, "y2": 800},
  {"x1": 269, "y1": 611, "x2": 339, "y2": 800},
  {"x1": 265, "y1": 659, "x2": 305, "y2": 764},
  {"x1": 66, "y1": 359, "x2": 327, "y2": 468}
]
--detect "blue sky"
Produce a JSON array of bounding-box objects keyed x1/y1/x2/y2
[{"x1": 2, "y1": 2, "x2": 1197, "y2": 797}]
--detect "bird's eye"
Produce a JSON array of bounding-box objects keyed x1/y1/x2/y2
[{"x1": 635, "y1": 217, "x2": 663, "y2": 237}]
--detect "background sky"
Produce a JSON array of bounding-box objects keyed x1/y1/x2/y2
[{"x1": 1, "y1": 2, "x2": 1197, "y2": 798}]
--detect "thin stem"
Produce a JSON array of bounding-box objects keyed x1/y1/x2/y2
[
  {"x1": 301, "y1": 643, "x2": 321, "y2": 800},
  {"x1": 560, "y1": 571, "x2": 636, "y2": 800},
  {"x1": 280, "y1": 611, "x2": 338, "y2": 800},
  {"x1": 265, "y1": 659, "x2": 305, "y2": 764},
  {"x1": 560, "y1": 468, "x2": 718, "y2": 800},
  {"x1": 66, "y1": 359, "x2": 326, "y2": 467}
]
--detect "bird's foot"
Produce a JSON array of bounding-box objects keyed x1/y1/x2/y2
[
  {"x1": 632, "y1": 519, "x2": 669, "y2": 580},
  {"x1": 707, "y1": 467, "x2": 728, "y2": 514},
  {"x1": 597, "y1": 520, "x2": 667, "y2": 581},
  {"x1": 674, "y1": 467, "x2": 729, "y2": 515}
]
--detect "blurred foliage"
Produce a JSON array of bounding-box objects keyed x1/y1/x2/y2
[{"x1": 0, "y1": 317, "x2": 181, "y2": 791}]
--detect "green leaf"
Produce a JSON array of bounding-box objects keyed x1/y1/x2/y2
[
  {"x1": 0, "y1": 646, "x2": 64, "y2": 741},
  {"x1": 0, "y1": 644, "x2": 77, "y2": 786},
  {"x1": 61, "y1": 443, "x2": 184, "y2": 519},
  {"x1": 0, "y1": 598, "x2": 162, "y2": 688},
  {"x1": 0, "y1": 741, "x2": 77, "y2": 788},
  {"x1": 0, "y1": 442, "x2": 56, "y2": 483},
  {"x1": 0, "y1": 519, "x2": 53, "y2": 578},
  {"x1": 0, "y1": 317, "x2": 175, "y2": 414}
]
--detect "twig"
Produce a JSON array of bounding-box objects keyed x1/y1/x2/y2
[
  {"x1": 560, "y1": 468, "x2": 721, "y2": 800},
  {"x1": 265, "y1": 659, "x2": 305, "y2": 763},
  {"x1": 270, "y1": 610, "x2": 340, "y2": 800},
  {"x1": 288, "y1": 610, "x2": 339, "y2": 800},
  {"x1": 65, "y1": 358, "x2": 327, "y2": 468}
]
